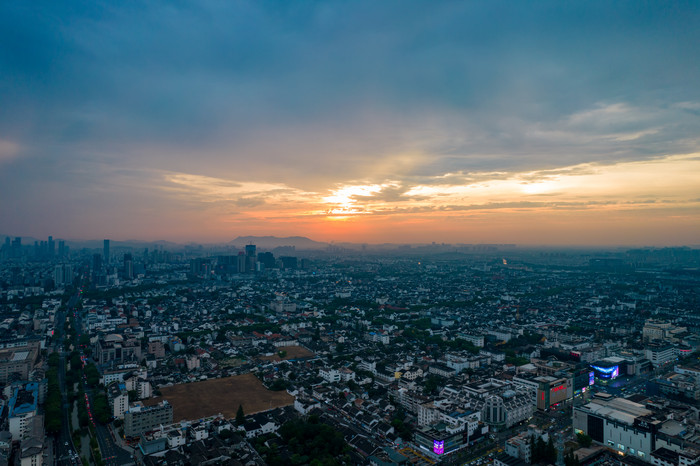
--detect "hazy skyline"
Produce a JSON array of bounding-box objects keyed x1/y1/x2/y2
[{"x1": 2, "y1": 1, "x2": 699, "y2": 246}]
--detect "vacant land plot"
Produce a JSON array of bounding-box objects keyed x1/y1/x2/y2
[
  {"x1": 144, "y1": 373, "x2": 293, "y2": 421},
  {"x1": 257, "y1": 345, "x2": 315, "y2": 362},
  {"x1": 219, "y1": 357, "x2": 248, "y2": 368}
]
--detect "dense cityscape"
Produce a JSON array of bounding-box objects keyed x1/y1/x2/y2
[
  {"x1": 0, "y1": 235, "x2": 698, "y2": 466},
  {"x1": 2, "y1": 3, "x2": 699, "y2": 465}
]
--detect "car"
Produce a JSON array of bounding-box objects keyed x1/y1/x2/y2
[{"x1": 65, "y1": 441, "x2": 69, "y2": 446}]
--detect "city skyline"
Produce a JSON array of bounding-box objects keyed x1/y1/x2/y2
[{"x1": 1, "y1": 2, "x2": 699, "y2": 246}]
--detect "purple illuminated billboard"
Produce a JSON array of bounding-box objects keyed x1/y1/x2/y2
[{"x1": 434, "y1": 440, "x2": 444, "y2": 455}]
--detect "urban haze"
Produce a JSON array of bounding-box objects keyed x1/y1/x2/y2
[{"x1": 1, "y1": 2, "x2": 699, "y2": 466}]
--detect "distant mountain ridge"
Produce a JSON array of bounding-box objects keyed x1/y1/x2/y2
[{"x1": 230, "y1": 236, "x2": 328, "y2": 250}]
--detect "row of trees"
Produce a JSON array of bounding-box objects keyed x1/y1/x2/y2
[
  {"x1": 530, "y1": 433, "x2": 588, "y2": 466},
  {"x1": 530, "y1": 435, "x2": 557, "y2": 464},
  {"x1": 45, "y1": 353, "x2": 62, "y2": 434},
  {"x1": 391, "y1": 407, "x2": 413, "y2": 441}
]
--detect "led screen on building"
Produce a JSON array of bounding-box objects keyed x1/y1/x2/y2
[
  {"x1": 433, "y1": 440, "x2": 444, "y2": 455},
  {"x1": 591, "y1": 364, "x2": 619, "y2": 380}
]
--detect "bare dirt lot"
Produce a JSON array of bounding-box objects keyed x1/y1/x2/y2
[
  {"x1": 144, "y1": 373, "x2": 294, "y2": 421},
  {"x1": 257, "y1": 345, "x2": 315, "y2": 362}
]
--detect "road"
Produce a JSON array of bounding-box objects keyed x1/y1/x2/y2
[
  {"x1": 72, "y1": 291, "x2": 135, "y2": 466},
  {"x1": 82, "y1": 377, "x2": 134, "y2": 466},
  {"x1": 53, "y1": 291, "x2": 82, "y2": 465},
  {"x1": 94, "y1": 423, "x2": 134, "y2": 466}
]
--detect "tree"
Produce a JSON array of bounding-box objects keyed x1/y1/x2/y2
[
  {"x1": 92, "y1": 392, "x2": 110, "y2": 424},
  {"x1": 545, "y1": 437, "x2": 557, "y2": 464},
  {"x1": 391, "y1": 417, "x2": 413, "y2": 441},
  {"x1": 423, "y1": 375, "x2": 441, "y2": 395},
  {"x1": 576, "y1": 432, "x2": 592, "y2": 448},
  {"x1": 273, "y1": 417, "x2": 346, "y2": 465},
  {"x1": 235, "y1": 404, "x2": 245, "y2": 426},
  {"x1": 269, "y1": 379, "x2": 287, "y2": 391},
  {"x1": 565, "y1": 450, "x2": 580, "y2": 466},
  {"x1": 531, "y1": 435, "x2": 547, "y2": 464},
  {"x1": 45, "y1": 366, "x2": 62, "y2": 434},
  {"x1": 84, "y1": 363, "x2": 101, "y2": 387}
]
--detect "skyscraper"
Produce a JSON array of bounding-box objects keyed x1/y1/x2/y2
[
  {"x1": 104, "y1": 239, "x2": 110, "y2": 264},
  {"x1": 92, "y1": 253, "x2": 102, "y2": 271},
  {"x1": 47, "y1": 236, "x2": 55, "y2": 257},
  {"x1": 245, "y1": 244, "x2": 257, "y2": 273},
  {"x1": 54, "y1": 264, "x2": 73, "y2": 287},
  {"x1": 123, "y1": 253, "x2": 134, "y2": 280},
  {"x1": 1, "y1": 237, "x2": 9, "y2": 259},
  {"x1": 11, "y1": 237, "x2": 21, "y2": 258}
]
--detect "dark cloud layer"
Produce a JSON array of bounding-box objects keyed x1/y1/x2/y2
[{"x1": 1, "y1": 1, "x2": 699, "y2": 240}]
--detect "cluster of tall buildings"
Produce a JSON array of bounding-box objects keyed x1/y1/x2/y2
[
  {"x1": 0, "y1": 236, "x2": 69, "y2": 261},
  {"x1": 90, "y1": 239, "x2": 138, "y2": 286},
  {"x1": 189, "y1": 244, "x2": 305, "y2": 278}
]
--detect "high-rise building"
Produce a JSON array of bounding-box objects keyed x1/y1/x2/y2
[
  {"x1": 1, "y1": 237, "x2": 9, "y2": 260},
  {"x1": 123, "y1": 253, "x2": 134, "y2": 280},
  {"x1": 58, "y1": 240, "x2": 65, "y2": 257},
  {"x1": 54, "y1": 264, "x2": 73, "y2": 287},
  {"x1": 54, "y1": 265, "x2": 64, "y2": 286},
  {"x1": 11, "y1": 237, "x2": 21, "y2": 258},
  {"x1": 124, "y1": 401, "x2": 173, "y2": 437},
  {"x1": 258, "y1": 252, "x2": 276, "y2": 269},
  {"x1": 92, "y1": 253, "x2": 102, "y2": 271},
  {"x1": 103, "y1": 239, "x2": 110, "y2": 264},
  {"x1": 245, "y1": 244, "x2": 257, "y2": 273},
  {"x1": 237, "y1": 252, "x2": 246, "y2": 274},
  {"x1": 280, "y1": 256, "x2": 298, "y2": 270},
  {"x1": 47, "y1": 236, "x2": 55, "y2": 257}
]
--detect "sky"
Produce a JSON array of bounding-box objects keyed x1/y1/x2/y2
[{"x1": 1, "y1": 1, "x2": 699, "y2": 246}]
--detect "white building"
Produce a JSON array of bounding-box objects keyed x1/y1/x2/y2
[
  {"x1": 107, "y1": 383, "x2": 129, "y2": 420},
  {"x1": 459, "y1": 333, "x2": 485, "y2": 347},
  {"x1": 646, "y1": 343, "x2": 676, "y2": 368},
  {"x1": 573, "y1": 395, "x2": 657, "y2": 461},
  {"x1": 294, "y1": 398, "x2": 321, "y2": 415},
  {"x1": 19, "y1": 437, "x2": 43, "y2": 466},
  {"x1": 651, "y1": 447, "x2": 700, "y2": 466},
  {"x1": 319, "y1": 367, "x2": 356, "y2": 383}
]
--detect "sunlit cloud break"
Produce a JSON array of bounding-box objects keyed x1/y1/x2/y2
[{"x1": 159, "y1": 153, "x2": 700, "y2": 224}]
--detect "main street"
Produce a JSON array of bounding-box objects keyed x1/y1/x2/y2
[
  {"x1": 71, "y1": 286, "x2": 135, "y2": 466},
  {"x1": 53, "y1": 290, "x2": 81, "y2": 465}
]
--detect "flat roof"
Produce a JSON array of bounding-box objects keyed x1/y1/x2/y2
[
  {"x1": 11, "y1": 351, "x2": 29, "y2": 361},
  {"x1": 582, "y1": 397, "x2": 652, "y2": 425}
]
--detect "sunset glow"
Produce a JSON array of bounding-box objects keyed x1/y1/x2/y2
[
  {"x1": 131, "y1": 153, "x2": 700, "y2": 245},
  {"x1": 1, "y1": 2, "x2": 699, "y2": 245}
]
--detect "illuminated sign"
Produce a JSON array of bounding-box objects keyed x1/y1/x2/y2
[
  {"x1": 589, "y1": 371, "x2": 595, "y2": 385},
  {"x1": 434, "y1": 440, "x2": 444, "y2": 455},
  {"x1": 591, "y1": 364, "x2": 620, "y2": 380},
  {"x1": 551, "y1": 385, "x2": 566, "y2": 393}
]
